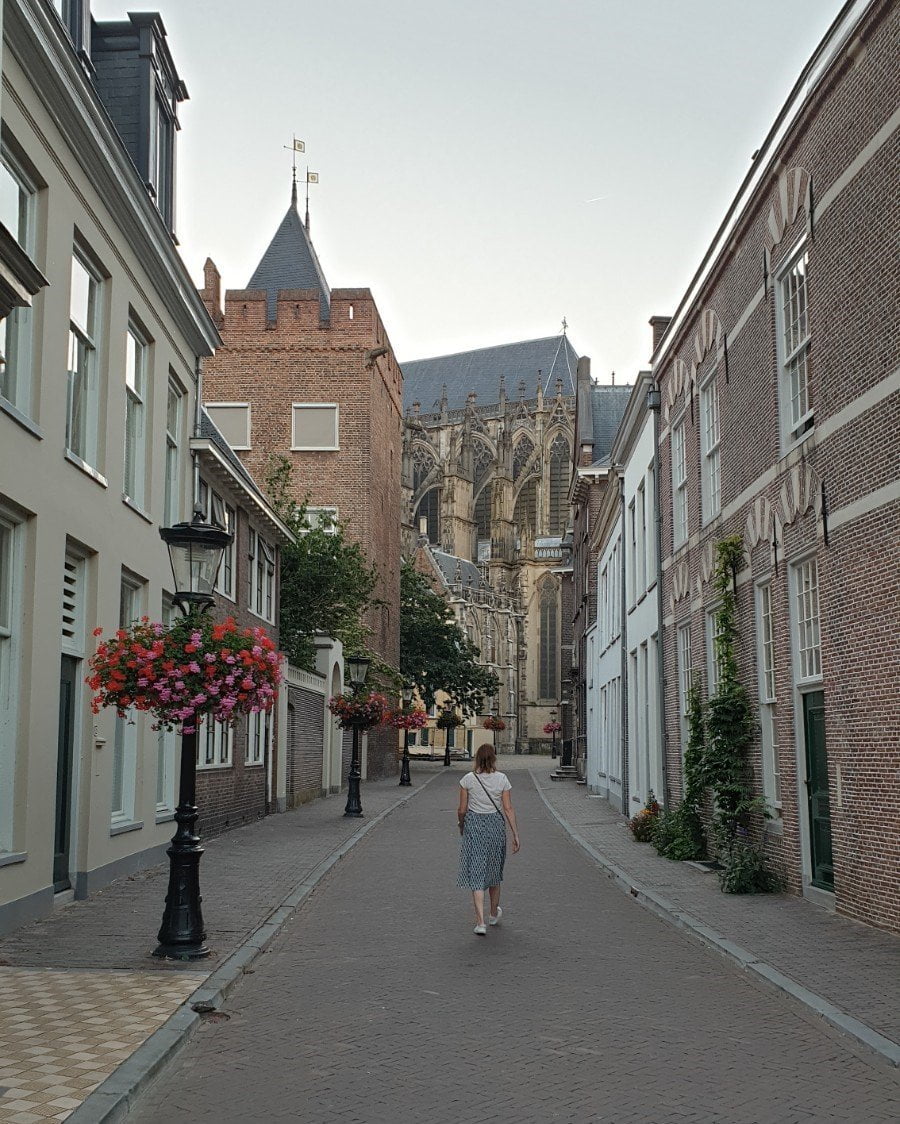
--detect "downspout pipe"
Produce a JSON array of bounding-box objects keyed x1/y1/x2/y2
[
  {"x1": 649, "y1": 387, "x2": 669, "y2": 808},
  {"x1": 618, "y1": 468, "x2": 629, "y2": 814},
  {"x1": 192, "y1": 357, "x2": 203, "y2": 512}
]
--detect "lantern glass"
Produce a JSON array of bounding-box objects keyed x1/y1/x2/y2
[
  {"x1": 346, "y1": 655, "x2": 371, "y2": 689},
  {"x1": 160, "y1": 513, "x2": 233, "y2": 609},
  {"x1": 402, "y1": 686, "x2": 414, "y2": 707}
]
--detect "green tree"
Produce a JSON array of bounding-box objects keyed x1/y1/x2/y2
[
  {"x1": 400, "y1": 560, "x2": 499, "y2": 715},
  {"x1": 266, "y1": 456, "x2": 381, "y2": 673}
]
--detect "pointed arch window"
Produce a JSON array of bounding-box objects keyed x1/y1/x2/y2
[
  {"x1": 474, "y1": 482, "x2": 492, "y2": 544},
  {"x1": 412, "y1": 445, "x2": 437, "y2": 494},
  {"x1": 539, "y1": 578, "x2": 559, "y2": 701},
  {"x1": 548, "y1": 434, "x2": 570, "y2": 535},
  {"x1": 513, "y1": 436, "x2": 534, "y2": 481},
  {"x1": 415, "y1": 487, "x2": 440, "y2": 543},
  {"x1": 514, "y1": 478, "x2": 537, "y2": 532},
  {"x1": 473, "y1": 440, "x2": 493, "y2": 488}
]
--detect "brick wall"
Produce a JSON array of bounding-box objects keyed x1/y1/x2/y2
[
  {"x1": 200, "y1": 279, "x2": 403, "y2": 780},
  {"x1": 655, "y1": 0, "x2": 899, "y2": 931}
]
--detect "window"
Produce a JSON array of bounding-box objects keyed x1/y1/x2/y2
[
  {"x1": 415, "y1": 488, "x2": 440, "y2": 543},
  {"x1": 0, "y1": 511, "x2": 23, "y2": 851},
  {"x1": 756, "y1": 582, "x2": 781, "y2": 811},
  {"x1": 51, "y1": 0, "x2": 87, "y2": 51},
  {"x1": 198, "y1": 481, "x2": 235, "y2": 598},
  {"x1": 124, "y1": 322, "x2": 148, "y2": 507},
  {"x1": 671, "y1": 417, "x2": 687, "y2": 546},
  {"x1": 474, "y1": 483, "x2": 492, "y2": 543},
  {"x1": 548, "y1": 434, "x2": 569, "y2": 536},
  {"x1": 292, "y1": 403, "x2": 338, "y2": 450},
  {"x1": 247, "y1": 709, "x2": 272, "y2": 765},
  {"x1": 794, "y1": 557, "x2": 822, "y2": 682},
  {"x1": 248, "y1": 529, "x2": 275, "y2": 622},
  {"x1": 646, "y1": 461, "x2": 656, "y2": 580},
  {"x1": 150, "y1": 94, "x2": 176, "y2": 230},
  {"x1": 677, "y1": 623, "x2": 692, "y2": 757},
  {"x1": 637, "y1": 481, "x2": 647, "y2": 596},
  {"x1": 198, "y1": 716, "x2": 233, "y2": 768},
  {"x1": 706, "y1": 608, "x2": 723, "y2": 694},
  {"x1": 206, "y1": 402, "x2": 250, "y2": 449},
  {"x1": 302, "y1": 506, "x2": 338, "y2": 534},
  {"x1": 66, "y1": 250, "x2": 103, "y2": 467},
  {"x1": 628, "y1": 500, "x2": 636, "y2": 606},
  {"x1": 164, "y1": 377, "x2": 183, "y2": 525},
  {"x1": 112, "y1": 571, "x2": 143, "y2": 823},
  {"x1": 700, "y1": 377, "x2": 720, "y2": 520},
  {"x1": 539, "y1": 578, "x2": 558, "y2": 700},
  {"x1": 514, "y1": 477, "x2": 537, "y2": 532},
  {"x1": 0, "y1": 147, "x2": 37, "y2": 413},
  {"x1": 777, "y1": 247, "x2": 812, "y2": 445}
]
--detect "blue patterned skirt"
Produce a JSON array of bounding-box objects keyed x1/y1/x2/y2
[{"x1": 458, "y1": 811, "x2": 507, "y2": 890}]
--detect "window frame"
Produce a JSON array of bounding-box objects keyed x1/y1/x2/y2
[
  {"x1": 246, "y1": 708, "x2": 272, "y2": 766},
  {"x1": 677, "y1": 622, "x2": 692, "y2": 758},
  {"x1": 775, "y1": 242, "x2": 813, "y2": 449},
  {"x1": 671, "y1": 414, "x2": 688, "y2": 548},
  {"x1": 700, "y1": 372, "x2": 721, "y2": 522},
  {"x1": 66, "y1": 246, "x2": 104, "y2": 469},
  {"x1": 291, "y1": 402, "x2": 339, "y2": 451},
  {"x1": 0, "y1": 143, "x2": 38, "y2": 415},
  {"x1": 0, "y1": 509, "x2": 24, "y2": 852},
  {"x1": 164, "y1": 375, "x2": 184, "y2": 525},
  {"x1": 197, "y1": 716, "x2": 234, "y2": 769},
  {"x1": 755, "y1": 580, "x2": 782, "y2": 813},
  {"x1": 205, "y1": 402, "x2": 251, "y2": 450},
  {"x1": 123, "y1": 318, "x2": 149, "y2": 508},
  {"x1": 792, "y1": 556, "x2": 822, "y2": 685},
  {"x1": 111, "y1": 570, "x2": 144, "y2": 825},
  {"x1": 248, "y1": 527, "x2": 275, "y2": 623}
]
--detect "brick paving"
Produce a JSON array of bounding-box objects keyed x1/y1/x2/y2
[
  {"x1": 0, "y1": 767, "x2": 441, "y2": 1122},
  {"x1": 531, "y1": 758, "x2": 900, "y2": 1048},
  {"x1": 130, "y1": 759, "x2": 900, "y2": 1124}
]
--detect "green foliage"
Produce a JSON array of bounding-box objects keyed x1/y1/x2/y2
[
  {"x1": 718, "y1": 840, "x2": 784, "y2": 894},
  {"x1": 654, "y1": 678, "x2": 707, "y2": 861},
  {"x1": 399, "y1": 560, "x2": 499, "y2": 715},
  {"x1": 630, "y1": 791, "x2": 661, "y2": 842},
  {"x1": 265, "y1": 456, "x2": 381, "y2": 674}
]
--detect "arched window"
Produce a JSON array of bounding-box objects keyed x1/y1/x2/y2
[
  {"x1": 412, "y1": 444, "x2": 437, "y2": 493},
  {"x1": 513, "y1": 436, "x2": 534, "y2": 481},
  {"x1": 548, "y1": 434, "x2": 571, "y2": 536},
  {"x1": 514, "y1": 478, "x2": 537, "y2": 531},
  {"x1": 473, "y1": 440, "x2": 492, "y2": 489},
  {"x1": 474, "y1": 482, "x2": 492, "y2": 542},
  {"x1": 415, "y1": 487, "x2": 440, "y2": 543},
  {"x1": 539, "y1": 578, "x2": 559, "y2": 700}
]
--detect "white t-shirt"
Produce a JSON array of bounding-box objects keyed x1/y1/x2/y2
[{"x1": 460, "y1": 770, "x2": 511, "y2": 815}]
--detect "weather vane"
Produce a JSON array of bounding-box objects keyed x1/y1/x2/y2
[{"x1": 283, "y1": 135, "x2": 318, "y2": 230}]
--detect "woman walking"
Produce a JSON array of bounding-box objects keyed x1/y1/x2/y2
[{"x1": 457, "y1": 743, "x2": 520, "y2": 935}]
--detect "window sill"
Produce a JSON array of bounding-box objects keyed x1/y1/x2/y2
[
  {"x1": 0, "y1": 397, "x2": 43, "y2": 439},
  {"x1": 109, "y1": 819, "x2": 143, "y2": 836},
  {"x1": 764, "y1": 815, "x2": 784, "y2": 836},
  {"x1": 155, "y1": 810, "x2": 175, "y2": 824},
  {"x1": 0, "y1": 850, "x2": 28, "y2": 868},
  {"x1": 65, "y1": 450, "x2": 108, "y2": 488},
  {"x1": 122, "y1": 495, "x2": 153, "y2": 524},
  {"x1": 247, "y1": 609, "x2": 275, "y2": 625},
  {"x1": 290, "y1": 446, "x2": 339, "y2": 452},
  {"x1": 197, "y1": 763, "x2": 233, "y2": 771},
  {"x1": 244, "y1": 761, "x2": 265, "y2": 768}
]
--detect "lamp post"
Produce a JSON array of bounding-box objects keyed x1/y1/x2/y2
[
  {"x1": 344, "y1": 654, "x2": 371, "y2": 817},
  {"x1": 153, "y1": 508, "x2": 232, "y2": 961},
  {"x1": 399, "y1": 686, "x2": 413, "y2": 787},
  {"x1": 442, "y1": 706, "x2": 453, "y2": 767},
  {"x1": 550, "y1": 709, "x2": 558, "y2": 759}
]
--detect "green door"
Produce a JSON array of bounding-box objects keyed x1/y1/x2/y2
[
  {"x1": 54, "y1": 655, "x2": 78, "y2": 891},
  {"x1": 803, "y1": 690, "x2": 834, "y2": 890}
]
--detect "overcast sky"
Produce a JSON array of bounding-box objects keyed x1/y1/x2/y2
[{"x1": 93, "y1": 0, "x2": 844, "y2": 382}]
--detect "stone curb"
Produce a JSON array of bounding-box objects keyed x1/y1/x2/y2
[
  {"x1": 67, "y1": 773, "x2": 444, "y2": 1124},
  {"x1": 530, "y1": 771, "x2": 900, "y2": 1069}
]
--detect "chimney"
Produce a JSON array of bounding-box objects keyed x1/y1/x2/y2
[
  {"x1": 200, "y1": 258, "x2": 223, "y2": 327},
  {"x1": 649, "y1": 315, "x2": 673, "y2": 355}
]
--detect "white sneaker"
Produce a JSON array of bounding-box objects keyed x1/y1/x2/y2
[
  {"x1": 489, "y1": 907, "x2": 502, "y2": 926},
  {"x1": 473, "y1": 924, "x2": 487, "y2": 936}
]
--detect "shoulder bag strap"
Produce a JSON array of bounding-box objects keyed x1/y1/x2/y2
[{"x1": 473, "y1": 772, "x2": 506, "y2": 819}]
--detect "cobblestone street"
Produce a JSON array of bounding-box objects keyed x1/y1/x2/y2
[{"x1": 129, "y1": 760, "x2": 900, "y2": 1124}]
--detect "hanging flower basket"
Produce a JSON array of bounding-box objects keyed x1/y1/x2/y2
[
  {"x1": 388, "y1": 706, "x2": 428, "y2": 732},
  {"x1": 328, "y1": 691, "x2": 389, "y2": 730},
  {"x1": 436, "y1": 710, "x2": 463, "y2": 730},
  {"x1": 87, "y1": 615, "x2": 281, "y2": 734},
  {"x1": 483, "y1": 716, "x2": 506, "y2": 732},
  {"x1": 543, "y1": 721, "x2": 562, "y2": 735}
]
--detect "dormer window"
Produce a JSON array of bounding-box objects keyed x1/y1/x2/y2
[
  {"x1": 91, "y1": 13, "x2": 187, "y2": 235},
  {"x1": 50, "y1": 1, "x2": 90, "y2": 60}
]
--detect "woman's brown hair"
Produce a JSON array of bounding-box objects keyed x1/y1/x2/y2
[{"x1": 474, "y1": 743, "x2": 497, "y2": 774}]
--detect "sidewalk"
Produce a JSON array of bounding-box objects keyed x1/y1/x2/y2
[
  {"x1": 0, "y1": 766, "x2": 443, "y2": 1123},
  {"x1": 529, "y1": 757, "x2": 900, "y2": 1064}
]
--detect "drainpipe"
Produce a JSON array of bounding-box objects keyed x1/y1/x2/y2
[
  {"x1": 647, "y1": 382, "x2": 668, "y2": 808},
  {"x1": 192, "y1": 357, "x2": 203, "y2": 511},
  {"x1": 618, "y1": 468, "x2": 629, "y2": 814}
]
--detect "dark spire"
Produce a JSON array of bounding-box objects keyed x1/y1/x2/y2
[{"x1": 247, "y1": 188, "x2": 330, "y2": 321}]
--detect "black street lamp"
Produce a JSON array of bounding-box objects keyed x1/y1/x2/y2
[
  {"x1": 442, "y1": 706, "x2": 454, "y2": 768},
  {"x1": 344, "y1": 655, "x2": 371, "y2": 817},
  {"x1": 550, "y1": 709, "x2": 558, "y2": 759},
  {"x1": 399, "y1": 686, "x2": 413, "y2": 787},
  {"x1": 153, "y1": 508, "x2": 232, "y2": 961}
]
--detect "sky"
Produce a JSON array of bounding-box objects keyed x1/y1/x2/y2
[{"x1": 93, "y1": 0, "x2": 846, "y2": 383}]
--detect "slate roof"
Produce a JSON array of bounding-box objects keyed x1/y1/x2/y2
[
  {"x1": 588, "y1": 383, "x2": 632, "y2": 463},
  {"x1": 431, "y1": 549, "x2": 488, "y2": 590},
  {"x1": 247, "y1": 195, "x2": 331, "y2": 321},
  {"x1": 401, "y1": 335, "x2": 579, "y2": 413}
]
